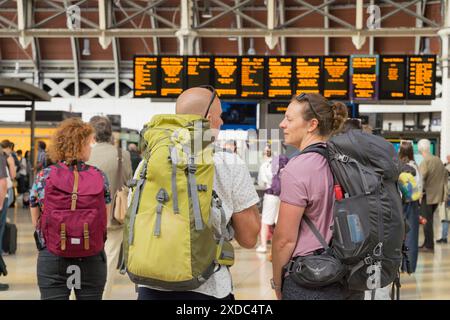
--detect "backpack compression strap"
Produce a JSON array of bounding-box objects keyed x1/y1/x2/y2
[
  {"x1": 71, "y1": 166, "x2": 79, "y2": 211},
  {"x1": 169, "y1": 146, "x2": 180, "y2": 214},
  {"x1": 154, "y1": 188, "x2": 169, "y2": 237},
  {"x1": 182, "y1": 145, "x2": 204, "y2": 231},
  {"x1": 211, "y1": 191, "x2": 235, "y2": 267},
  {"x1": 128, "y1": 160, "x2": 148, "y2": 245}
]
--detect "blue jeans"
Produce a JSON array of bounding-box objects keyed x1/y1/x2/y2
[
  {"x1": 0, "y1": 196, "x2": 9, "y2": 253},
  {"x1": 6, "y1": 188, "x2": 13, "y2": 208},
  {"x1": 442, "y1": 220, "x2": 449, "y2": 240},
  {"x1": 402, "y1": 201, "x2": 419, "y2": 273}
]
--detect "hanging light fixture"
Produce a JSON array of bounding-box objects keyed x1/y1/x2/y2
[
  {"x1": 82, "y1": 38, "x2": 91, "y2": 56},
  {"x1": 421, "y1": 38, "x2": 431, "y2": 54},
  {"x1": 247, "y1": 38, "x2": 256, "y2": 55},
  {"x1": 228, "y1": 22, "x2": 237, "y2": 41},
  {"x1": 202, "y1": 0, "x2": 212, "y2": 18}
]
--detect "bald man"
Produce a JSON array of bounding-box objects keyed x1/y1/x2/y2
[
  {"x1": 136, "y1": 87, "x2": 261, "y2": 300},
  {"x1": 175, "y1": 87, "x2": 223, "y2": 138}
]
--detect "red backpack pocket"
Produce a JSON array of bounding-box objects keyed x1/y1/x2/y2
[{"x1": 45, "y1": 208, "x2": 105, "y2": 257}]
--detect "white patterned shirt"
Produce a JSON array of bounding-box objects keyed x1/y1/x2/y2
[{"x1": 130, "y1": 151, "x2": 260, "y2": 299}]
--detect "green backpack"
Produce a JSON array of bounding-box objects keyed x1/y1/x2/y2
[{"x1": 122, "y1": 114, "x2": 234, "y2": 290}]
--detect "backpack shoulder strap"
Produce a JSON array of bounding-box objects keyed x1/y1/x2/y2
[
  {"x1": 298, "y1": 143, "x2": 328, "y2": 160},
  {"x1": 298, "y1": 143, "x2": 331, "y2": 251},
  {"x1": 53, "y1": 162, "x2": 63, "y2": 169}
]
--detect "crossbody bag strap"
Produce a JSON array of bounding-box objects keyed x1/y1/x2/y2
[{"x1": 302, "y1": 215, "x2": 329, "y2": 251}]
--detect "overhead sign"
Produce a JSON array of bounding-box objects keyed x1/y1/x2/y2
[
  {"x1": 323, "y1": 56, "x2": 349, "y2": 100},
  {"x1": 407, "y1": 55, "x2": 436, "y2": 100},
  {"x1": 187, "y1": 56, "x2": 212, "y2": 89},
  {"x1": 134, "y1": 56, "x2": 158, "y2": 97},
  {"x1": 350, "y1": 55, "x2": 379, "y2": 100},
  {"x1": 241, "y1": 56, "x2": 266, "y2": 99},
  {"x1": 379, "y1": 56, "x2": 407, "y2": 100},
  {"x1": 267, "y1": 57, "x2": 293, "y2": 99},
  {"x1": 295, "y1": 56, "x2": 322, "y2": 95},
  {"x1": 213, "y1": 56, "x2": 240, "y2": 98},
  {"x1": 160, "y1": 56, "x2": 185, "y2": 98}
]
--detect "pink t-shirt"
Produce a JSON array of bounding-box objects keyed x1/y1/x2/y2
[{"x1": 280, "y1": 151, "x2": 334, "y2": 257}]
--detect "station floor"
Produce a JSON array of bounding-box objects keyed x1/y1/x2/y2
[{"x1": 1, "y1": 206, "x2": 450, "y2": 300}]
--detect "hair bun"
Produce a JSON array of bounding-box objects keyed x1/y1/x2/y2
[{"x1": 331, "y1": 101, "x2": 348, "y2": 133}]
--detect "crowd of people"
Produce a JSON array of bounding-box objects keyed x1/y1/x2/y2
[{"x1": 0, "y1": 87, "x2": 449, "y2": 301}]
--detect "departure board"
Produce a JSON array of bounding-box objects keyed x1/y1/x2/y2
[
  {"x1": 408, "y1": 55, "x2": 436, "y2": 100},
  {"x1": 323, "y1": 56, "x2": 349, "y2": 99},
  {"x1": 295, "y1": 57, "x2": 322, "y2": 95},
  {"x1": 160, "y1": 56, "x2": 185, "y2": 97},
  {"x1": 350, "y1": 55, "x2": 379, "y2": 100},
  {"x1": 133, "y1": 55, "x2": 436, "y2": 101},
  {"x1": 268, "y1": 57, "x2": 293, "y2": 98},
  {"x1": 213, "y1": 57, "x2": 240, "y2": 98},
  {"x1": 268, "y1": 101, "x2": 289, "y2": 114},
  {"x1": 134, "y1": 56, "x2": 158, "y2": 97},
  {"x1": 187, "y1": 56, "x2": 212, "y2": 88},
  {"x1": 241, "y1": 57, "x2": 266, "y2": 98},
  {"x1": 379, "y1": 56, "x2": 406, "y2": 100}
]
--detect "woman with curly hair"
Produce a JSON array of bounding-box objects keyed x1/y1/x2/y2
[{"x1": 30, "y1": 118, "x2": 111, "y2": 300}]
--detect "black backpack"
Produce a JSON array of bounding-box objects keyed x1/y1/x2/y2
[{"x1": 299, "y1": 129, "x2": 404, "y2": 293}]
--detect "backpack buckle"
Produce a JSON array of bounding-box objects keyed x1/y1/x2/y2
[
  {"x1": 364, "y1": 256, "x2": 373, "y2": 265},
  {"x1": 139, "y1": 162, "x2": 148, "y2": 179},
  {"x1": 71, "y1": 193, "x2": 78, "y2": 201},
  {"x1": 284, "y1": 260, "x2": 296, "y2": 273},
  {"x1": 156, "y1": 188, "x2": 169, "y2": 203},
  {"x1": 127, "y1": 179, "x2": 137, "y2": 188},
  {"x1": 337, "y1": 155, "x2": 349, "y2": 163},
  {"x1": 187, "y1": 163, "x2": 197, "y2": 174}
]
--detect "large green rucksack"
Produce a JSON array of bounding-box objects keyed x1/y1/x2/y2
[{"x1": 122, "y1": 114, "x2": 234, "y2": 290}]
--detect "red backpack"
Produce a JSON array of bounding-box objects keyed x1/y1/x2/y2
[{"x1": 40, "y1": 162, "x2": 107, "y2": 258}]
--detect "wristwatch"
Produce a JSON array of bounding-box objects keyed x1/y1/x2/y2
[{"x1": 270, "y1": 278, "x2": 281, "y2": 290}]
